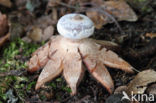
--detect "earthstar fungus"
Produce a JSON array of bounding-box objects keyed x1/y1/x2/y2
[{"x1": 27, "y1": 13, "x2": 134, "y2": 95}]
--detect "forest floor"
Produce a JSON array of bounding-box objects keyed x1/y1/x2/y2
[{"x1": 0, "y1": 0, "x2": 156, "y2": 103}]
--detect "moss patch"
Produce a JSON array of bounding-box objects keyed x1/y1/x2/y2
[{"x1": 0, "y1": 38, "x2": 39, "y2": 102}]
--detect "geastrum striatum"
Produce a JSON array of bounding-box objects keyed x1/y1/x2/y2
[{"x1": 27, "y1": 13, "x2": 134, "y2": 95}]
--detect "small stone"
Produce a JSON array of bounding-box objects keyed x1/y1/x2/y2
[{"x1": 105, "y1": 94, "x2": 131, "y2": 103}]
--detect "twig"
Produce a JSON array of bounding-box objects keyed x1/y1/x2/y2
[
  {"x1": 75, "y1": 95, "x2": 91, "y2": 103},
  {"x1": 0, "y1": 68, "x2": 27, "y2": 77},
  {"x1": 56, "y1": 1, "x2": 79, "y2": 10},
  {"x1": 86, "y1": 7, "x2": 124, "y2": 34}
]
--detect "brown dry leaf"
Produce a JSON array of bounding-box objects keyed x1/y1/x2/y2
[
  {"x1": 26, "y1": 15, "x2": 55, "y2": 42},
  {"x1": 47, "y1": 0, "x2": 61, "y2": 7},
  {"x1": 42, "y1": 26, "x2": 54, "y2": 41},
  {"x1": 0, "y1": 12, "x2": 9, "y2": 47},
  {"x1": 27, "y1": 27, "x2": 42, "y2": 42},
  {"x1": 87, "y1": 0, "x2": 138, "y2": 29},
  {"x1": 146, "y1": 83, "x2": 156, "y2": 95},
  {"x1": 114, "y1": 85, "x2": 127, "y2": 94},
  {"x1": 0, "y1": 0, "x2": 12, "y2": 7},
  {"x1": 93, "y1": 39, "x2": 119, "y2": 51},
  {"x1": 127, "y1": 70, "x2": 156, "y2": 95},
  {"x1": 0, "y1": 12, "x2": 8, "y2": 37},
  {"x1": 145, "y1": 33, "x2": 156, "y2": 39},
  {"x1": 0, "y1": 33, "x2": 9, "y2": 47},
  {"x1": 26, "y1": 26, "x2": 54, "y2": 42},
  {"x1": 86, "y1": 12, "x2": 105, "y2": 29}
]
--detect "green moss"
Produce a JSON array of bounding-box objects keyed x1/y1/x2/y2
[
  {"x1": 49, "y1": 82, "x2": 57, "y2": 89},
  {"x1": 26, "y1": 81, "x2": 36, "y2": 91},
  {"x1": 62, "y1": 86, "x2": 72, "y2": 93},
  {"x1": 0, "y1": 38, "x2": 39, "y2": 71},
  {"x1": 54, "y1": 77, "x2": 71, "y2": 93},
  {"x1": 0, "y1": 38, "x2": 40, "y2": 102}
]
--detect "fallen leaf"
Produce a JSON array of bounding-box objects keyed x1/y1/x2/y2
[
  {"x1": 35, "y1": 15, "x2": 56, "y2": 28},
  {"x1": 0, "y1": 0, "x2": 12, "y2": 7},
  {"x1": 47, "y1": 0, "x2": 137, "y2": 29},
  {"x1": 47, "y1": 0, "x2": 61, "y2": 7},
  {"x1": 42, "y1": 26, "x2": 54, "y2": 41},
  {"x1": 86, "y1": 12, "x2": 105, "y2": 29},
  {"x1": 24, "y1": 25, "x2": 54, "y2": 43},
  {"x1": 102, "y1": 1, "x2": 138, "y2": 21},
  {"x1": 87, "y1": 1, "x2": 138, "y2": 29},
  {"x1": 27, "y1": 27, "x2": 42, "y2": 42},
  {"x1": 0, "y1": 33, "x2": 9, "y2": 47},
  {"x1": 114, "y1": 85, "x2": 127, "y2": 94},
  {"x1": 26, "y1": 15, "x2": 55, "y2": 42},
  {"x1": 145, "y1": 33, "x2": 156, "y2": 39},
  {"x1": 127, "y1": 70, "x2": 156, "y2": 95},
  {"x1": 146, "y1": 83, "x2": 156, "y2": 95},
  {"x1": 0, "y1": 12, "x2": 8, "y2": 37}
]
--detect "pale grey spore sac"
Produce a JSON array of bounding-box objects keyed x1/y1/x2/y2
[{"x1": 57, "y1": 13, "x2": 94, "y2": 39}]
